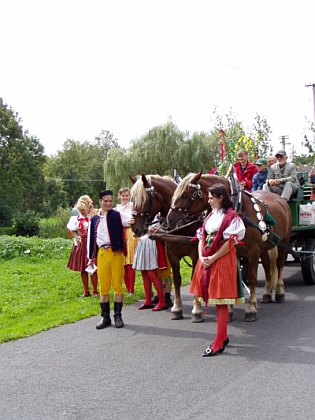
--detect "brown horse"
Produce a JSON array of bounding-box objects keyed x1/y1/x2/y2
[
  {"x1": 167, "y1": 171, "x2": 292, "y2": 322},
  {"x1": 129, "y1": 174, "x2": 204, "y2": 321}
]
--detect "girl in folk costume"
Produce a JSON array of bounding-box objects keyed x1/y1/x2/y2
[
  {"x1": 189, "y1": 184, "x2": 245, "y2": 357},
  {"x1": 132, "y1": 230, "x2": 168, "y2": 311},
  {"x1": 67, "y1": 195, "x2": 98, "y2": 297},
  {"x1": 115, "y1": 187, "x2": 139, "y2": 294}
]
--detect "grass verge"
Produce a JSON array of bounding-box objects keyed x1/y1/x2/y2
[{"x1": 0, "y1": 236, "x2": 192, "y2": 343}]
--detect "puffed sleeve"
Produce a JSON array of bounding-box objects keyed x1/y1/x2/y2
[
  {"x1": 67, "y1": 216, "x2": 78, "y2": 231},
  {"x1": 223, "y1": 217, "x2": 245, "y2": 241}
]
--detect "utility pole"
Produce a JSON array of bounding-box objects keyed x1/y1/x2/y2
[
  {"x1": 305, "y1": 83, "x2": 315, "y2": 124},
  {"x1": 279, "y1": 135, "x2": 290, "y2": 151}
]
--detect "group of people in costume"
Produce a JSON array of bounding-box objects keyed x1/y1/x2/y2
[
  {"x1": 67, "y1": 188, "x2": 173, "y2": 329},
  {"x1": 66, "y1": 146, "x2": 297, "y2": 356}
]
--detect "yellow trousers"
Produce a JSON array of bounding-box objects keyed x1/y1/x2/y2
[{"x1": 97, "y1": 247, "x2": 124, "y2": 295}]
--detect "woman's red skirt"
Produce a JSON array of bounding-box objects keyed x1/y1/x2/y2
[{"x1": 67, "y1": 235, "x2": 89, "y2": 272}]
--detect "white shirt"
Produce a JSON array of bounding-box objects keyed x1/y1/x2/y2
[{"x1": 95, "y1": 210, "x2": 131, "y2": 248}]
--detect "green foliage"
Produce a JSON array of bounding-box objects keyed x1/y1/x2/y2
[
  {"x1": 12, "y1": 210, "x2": 40, "y2": 237},
  {"x1": 293, "y1": 154, "x2": 315, "y2": 166},
  {"x1": 39, "y1": 207, "x2": 72, "y2": 239},
  {"x1": 0, "y1": 98, "x2": 46, "y2": 223},
  {"x1": 0, "y1": 235, "x2": 72, "y2": 260},
  {"x1": 41, "y1": 177, "x2": 68, "y2": 217},
  {"x1": 45, "y1": 131, "x2": 119, "y2": 207},
  {"x1": 302, "y1": 119, "x2": 315, "y2": 155}
]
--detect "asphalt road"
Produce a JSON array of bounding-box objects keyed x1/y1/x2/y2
[{"x1": 1, "y1": 263, "x2": 315, "y2": 420}]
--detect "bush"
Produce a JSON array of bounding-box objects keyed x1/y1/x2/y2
[
  {"x1": 39, "y1": 206, "x2": 71, "y2": 239},
  {"x1": 12, "y1": 210, "x2": 40, "y2": 237}
]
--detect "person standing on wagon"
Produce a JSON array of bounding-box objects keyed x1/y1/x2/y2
[
  {"x1": 233, "y1": 149, "x2": 258, "y2": 192},
  {"x1": 67, "y1": 195, "x2": 98, "y2": 297},
  {"x1": 189, "y1": 184, "x2": 245, "y2": 357},
  {"x1": 87, "y1": 190, "x2": 133, "y2": 329}
]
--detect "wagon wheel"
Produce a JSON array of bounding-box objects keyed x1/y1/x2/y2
[{"x1": 301, "y1": 238, "x2": 315, "y2": 285}]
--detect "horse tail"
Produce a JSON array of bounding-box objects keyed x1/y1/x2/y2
[{"x1": 268, "y1": 246, "x2": 278, "y2": 290}]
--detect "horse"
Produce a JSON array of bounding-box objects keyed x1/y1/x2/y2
[
  {"x1": 129, "y1": 174, "x2": 204, "y2": 321},
  {"x1": 167, "y1": 170, "x2": 292, "y2": 322}
]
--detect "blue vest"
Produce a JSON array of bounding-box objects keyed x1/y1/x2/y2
[{"x1": 89, "y1": 210, "x2": 124, "y2": 259}]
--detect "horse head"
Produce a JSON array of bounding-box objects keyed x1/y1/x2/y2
[
  {"x1": 167, "y1": 170, "x2": 208, "y2": 229},
  {"x1": 167, "y1": 170, "x2": 231, "y2": 229},
  {"x1": 129, "y1": 174, "x2": 176, "y2": 237}
]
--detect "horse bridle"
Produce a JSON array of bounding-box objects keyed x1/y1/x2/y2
[
  {"x1": 170, "y1": 180, "x2": 211, "y2": 223},
  {"x1": 131, "y1": 185, "x2": 164, "y2": 231}
]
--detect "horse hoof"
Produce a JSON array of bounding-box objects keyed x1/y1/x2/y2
[
  {"x1": 228, "y1": 312, "x2": 233, "y2": 322},
  {"x1": 192, "y1": 313, "x2": 204, "y2": 323},
  {"x1": 275, "y1": 294, "x2": 285, "y2": 303},
  {"x1": 171, "y1": 311, "x2": 183, "y2": 320},
  {"x1": 261, "y1": 294, "x2": 272, "y2": 304},
  {"x1": 245, "y1": 312, "x2": 257, "y2": 322}
]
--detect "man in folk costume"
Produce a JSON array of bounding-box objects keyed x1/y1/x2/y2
[{"x1": 87, "y1": 190, "x2": 132, "y2": 329}]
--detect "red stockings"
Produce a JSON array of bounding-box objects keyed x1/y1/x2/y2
[
  {"x1": 141, "y1": 270, "x2": 166, "y2": 307},
  {"x1": 81, "y1": 272, "x2": 98, "y2": 296},
  {"x1": 212, "y1": 304, "x2": 228, "y2": 352},
  {"x1": 124, "y1": 265, "x2": 136, "y2": 293}
]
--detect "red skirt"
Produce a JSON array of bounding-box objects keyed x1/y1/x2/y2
[
  {"x1": 67, "y1": 235, "x2": 89, "y2": 272},
  {"x1": 189, "y1": 247, "x2": 238, "y2": 301}
]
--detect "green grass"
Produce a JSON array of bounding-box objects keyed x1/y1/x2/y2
[{"x1": 0, "y1": 236, "x2": 192, "y2": 343}]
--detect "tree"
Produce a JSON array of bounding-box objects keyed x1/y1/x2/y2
[
  {"x1": 0, "y1": 98, "x2": 46, "y2": 224},
  {"x1": 46, "y1": 131, "x2": 121, "y2": 206},
  {"x1": 104, "y1": 120, "x2": 189, "y2": 196}
]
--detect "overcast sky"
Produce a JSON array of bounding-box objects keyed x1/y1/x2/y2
[{"x1": 1, "y1": 0, "x2": 315, "y2": 157}]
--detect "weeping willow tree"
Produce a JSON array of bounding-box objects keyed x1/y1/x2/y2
[
  {"x1": 173, "y1": 131, "x2": 220, "y2": 176},
  {"x1": 103, "y1": 112, "x2": 273, "y2": 197},
  {"x1": 103, "y1": 148, "x2": 133, "y2": 202},
  {"x1": 104, "y1": 119, "x2": 187, "y2": 196}
]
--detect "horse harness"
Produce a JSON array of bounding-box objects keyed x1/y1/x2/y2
[
  {"x1": 169, "y1": 180, "x2": 210, "y2": 224},
  {"x1": 131, "y1": 185, "x2": 164, "y2": 231},
  {"x1": 237, "y1": 189, "x2": 299, "y2": 258}
]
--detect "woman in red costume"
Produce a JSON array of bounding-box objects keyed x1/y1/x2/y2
[
  {"x1": 233, "y1": 149, "x2": 258, "y2": 191},
  {"x1": 67, "y1": 195, "x2": 98, "y2": 297},
  {"x1": 189, "y1": 184, "x2": 245, "y2": 357}
]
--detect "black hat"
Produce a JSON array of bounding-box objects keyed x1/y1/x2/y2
[{"x1": 99, "y1": 190, "x2": 114, "y2": 199}]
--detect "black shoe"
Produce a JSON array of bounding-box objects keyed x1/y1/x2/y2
[
  {"x1": 114, "y1": 315, "x2": 124, "y2": 328},
  {"x1": 96, "y1": 317, "x2": 111, "y2": 329},
  {"x1": 223, "y1": 337, "x2": 229, "y2": 346},
  {"x1": 202, "y1": 345, "x2": 225, "y2": 357}
]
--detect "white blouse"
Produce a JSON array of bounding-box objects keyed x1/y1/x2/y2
[
  {"x1": 116, "y1": 202, "x2": 133, "y2": 217},
  {"x1": 198, "y1": 208, "x2": 245, "y2": 241},
  {"x1": 67, "y1": 214, "x2": 90, "y2": 246}
]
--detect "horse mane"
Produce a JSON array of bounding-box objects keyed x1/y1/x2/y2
[
  {"x1": 130, "y1": 174, "x2": 175, "y2": 209},
  {"x1": 172, "y1": 173, "x2": 223, "y2": 203}
]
